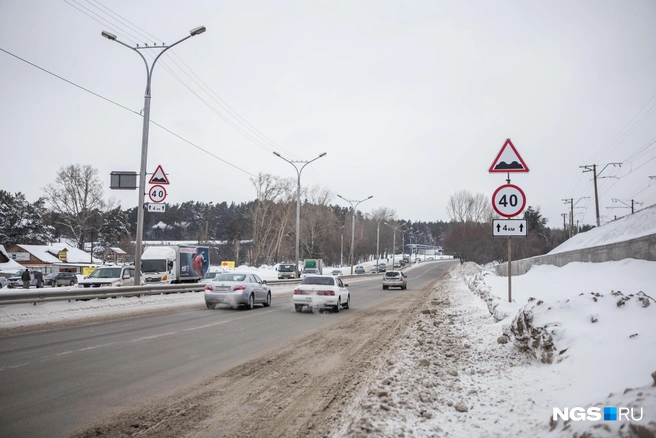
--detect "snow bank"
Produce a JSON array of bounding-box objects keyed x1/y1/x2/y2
[{"x1": 548, "y1": 204, "x2": 656, "y2": 255}]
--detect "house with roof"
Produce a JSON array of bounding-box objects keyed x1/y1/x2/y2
[{"x1": 4, "y1": 244, "x2": 102, "y2": 275}]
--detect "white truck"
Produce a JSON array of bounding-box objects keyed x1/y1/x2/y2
[{"x1": 140, "y1": 245, "x2": 210, "y2": 284}]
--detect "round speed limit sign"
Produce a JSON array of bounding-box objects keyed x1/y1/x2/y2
[
  {"x1": 492, "y1": 184, "x2": 526, "y2": 218},
  {"x1": 148, "y1": 184, "x2": 167, "y2": 203}
]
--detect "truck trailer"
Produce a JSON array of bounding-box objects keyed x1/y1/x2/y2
[
  {"x1": 301, "y1": 259, "x2": 323, "y2": 277},
  {"x1": 140, "y1": 245, "x2": 210, "y2": 284}
]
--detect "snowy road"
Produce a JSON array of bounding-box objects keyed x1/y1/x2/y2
[{"x1": 0, "y1": 261, "x2": 457, "y2": 438}]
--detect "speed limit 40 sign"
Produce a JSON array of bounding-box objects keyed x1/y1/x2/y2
[
  {"x1": 492, "y1": 184, "x2": 526, "y2": 218},
  {"x1": 148, "y1": 184, "x2": 167, "y2": 203}
]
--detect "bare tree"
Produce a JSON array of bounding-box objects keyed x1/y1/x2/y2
[
  {"x1": 250, "y1": 173, "x2": 286, "y2": 266},
  {"x1": 43, "y1": 164, "x2": 105, "y2": 249},
  {"x1": 446, "y1": 190, "x2": 493, "y2": 223}
]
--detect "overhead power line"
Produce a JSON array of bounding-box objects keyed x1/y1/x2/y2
[{"x1": 0, "y1": 46, "x2": 256, "y2": 177}]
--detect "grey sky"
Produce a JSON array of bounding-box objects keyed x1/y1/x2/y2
[{"x1": 1, "y1": 0, "x2": 655, "y2": 228}]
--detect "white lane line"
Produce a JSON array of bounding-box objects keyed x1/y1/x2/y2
[
  {"x1": 183, "y1": 309, "x2": 279, "y2": 332},
  {"x1": 0, "y1": 363, "x2": 29, "y2": 372},
  {"x1": 130, "y1": 332, "x2": 176, "y2": 343},
  {"x1": 78, "y1": 343, "x2": 115, "y2": 351},
  {"x1": 55, "y1": 351, "x2": 73, "y2": 356}
]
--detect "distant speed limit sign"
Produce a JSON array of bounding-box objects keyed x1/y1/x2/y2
[
  {"x1": 492, "y1": 184, "x2": 526, "y2": 218},
  {"x1": 148, "y1": 184, "x2": 167, "y2": 203}
]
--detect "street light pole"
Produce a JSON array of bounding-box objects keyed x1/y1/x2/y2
[
  {"x1": 337, "y1": 195, "x2": 373, "y2": 275},
  {"x1": 365, "y1": 213, "x2": 382, "y2": 272},
  {"x1": 384, "y1": 222, "x2": 405, "y2": 267},
  {"x1": 340, "y1": 225, "x2": 344, "y2": 267},
  {"x1": 101, "y1": 26, "x2": 206, "y2": 285},
  {"x1": 273, "y1": 152, "x2": 327, "y2": 278}
]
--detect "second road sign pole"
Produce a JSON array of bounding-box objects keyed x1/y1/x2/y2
[{"x1": 507, "y1": 236, "x2": 512, "y2": 303}]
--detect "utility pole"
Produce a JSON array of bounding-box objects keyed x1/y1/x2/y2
[
  {"x1": 561, "y1": 213, "x2": 567, "y2": 238},
  {"x1": 609, "y1": 198, "x2": 643, "y2": 214},
  {"x1": 580, "y1": 163, "x2": 621, "y2": 227},
  {"x1": 562, "y1": 198, "x2": 573, "y2": 239}
]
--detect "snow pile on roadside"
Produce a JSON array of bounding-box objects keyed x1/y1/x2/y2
[
  {"x1": 505, "y1": 290, "x2": 655, "y2": 365},
  {"x1": 339, "y1": 279, "x2": 556, "y2": 437},
  {"x1": 455, "y1": 259, "x2": 656, "y2": 434},
  {"x1": 447, "y1": 262, "x2": 512, "y2": 321}
]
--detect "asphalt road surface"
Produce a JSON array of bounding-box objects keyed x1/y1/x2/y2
[{"x1": 0, "y1": 260, "x2": 457, "y2": 438}]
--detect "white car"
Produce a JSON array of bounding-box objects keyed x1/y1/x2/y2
[
  {"x1": 293, "y1": 275, "x2": 350, "y2": 313},
  {"x1": 78, "y1": 265, "x2": 144, "y2": 288}
]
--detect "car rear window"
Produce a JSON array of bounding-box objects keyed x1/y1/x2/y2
[
  {"x1": 301, "y1": 277, "x2": 335, "y2": 286},
  {"x1": 385, "y1": 272, "x2": 400, "y2": 278}
]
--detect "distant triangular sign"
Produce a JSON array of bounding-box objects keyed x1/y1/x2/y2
[
  {"x1": 489, "y1": 139, "x2": 529, "y2": 173},
  {"x1": 148, "y1": 165, "x2": 169, "y2": 184}
]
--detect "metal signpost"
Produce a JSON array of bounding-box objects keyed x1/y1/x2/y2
[{"x1": 490, "y1": 139, "x2": 529, "y2": 302}]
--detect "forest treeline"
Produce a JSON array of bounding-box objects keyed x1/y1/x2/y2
[{"x1": 1, "y1": 165, "x2": 591, "y2": 267}]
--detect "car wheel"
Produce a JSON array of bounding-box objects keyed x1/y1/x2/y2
[
  {"x1": 344, "y1": 294, "x2": 350, "y2": 309},
  {"x1": 383, "y1": 285, "x2": 388, "y2": 290},
  {"x1": 263, "y1": 292, "x2": 271, "y2": 307},
  {"x1": 295, "y1": 304, "x2": 303, "y2": 313},
  {"x1": 334, "y1": 298, "x2": 341, "y2": 313},
  {"x1": 69, "y1": 280, "x2": 74, "y2": 286},
  {"x1": 206, "y1": 302, "x2": 216, "y2": 309},
  {"x1": 247, "y1": 294, "x2": 254, "y2": 310}
]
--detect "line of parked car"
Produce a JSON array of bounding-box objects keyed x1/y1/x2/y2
[{"x1": 0, "y1": 270, "x2": 80, "y2": 289}]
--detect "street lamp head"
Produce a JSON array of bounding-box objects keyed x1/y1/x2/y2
[
  {"x1": 273, "y1": 151, "x2": 281, "y2": 157},
  {"x1": 101, "y1": 31, "x2": 117, "y2": 41},
  {"x1": 319, "y1": 152, "x2": 327, "y2": 158},
  {"x1": 190, "y1": 26, "x2": 207, "y2": 36},
  {"x1": 367, "y1": 195, "x2": 373, "y2": 199},
  {"x1": 337, "y1": 194, "x2": 344, "y2": 200}
]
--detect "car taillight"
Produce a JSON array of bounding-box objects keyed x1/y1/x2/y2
[
  {"x1": 295, "y1": 289, "x2": 309, "y2": 295},
  {"x1": 316, "y1": 290, "x2": 335, "y2": 296},
  {"x1": 234, "y1": 285, "x2": 246, "y2": 291},
  {"x1": 205, "y1": 285, "x2": 212, "y2": 291}
]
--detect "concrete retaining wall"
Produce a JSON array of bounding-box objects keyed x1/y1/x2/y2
[{"x1": 494, "y1": 233, "x2": 656, "y2": 276}]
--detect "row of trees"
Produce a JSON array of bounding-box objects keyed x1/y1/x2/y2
[{"x1": 1, "y1": 164, "x2": 590, "y2": 267}]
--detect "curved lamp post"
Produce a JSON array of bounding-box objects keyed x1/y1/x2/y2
[
  {"x1": 101, "y1": 26, "x2": 206, "y2": 285},
  {"x1": 337, "y1": 195, "x2": 373, "y2": 274},
  {"x1": 273, "y1": 152, "x2": 327, "y2": 278},
  {"x1": 384, "y1": 222, "x2": 405, "y2": 268}
]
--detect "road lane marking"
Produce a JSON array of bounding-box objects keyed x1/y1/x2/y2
[
  {"x1": 130, "y1": 332, "x2": 176, "y2": 343},
  {"x1": 183, "y1": 309, "x2": 279, "y2": 332},
  {"x1": 0, "y1": 363, "x2": 29, "y2": 372}
]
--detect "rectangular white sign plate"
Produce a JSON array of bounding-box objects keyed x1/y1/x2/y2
[
  {"x1": 147, "y1": 203, "x2": 166, "y2": 213},
  {"x1": 492, "y1": 219, "x2": 527, "y2": 237}
]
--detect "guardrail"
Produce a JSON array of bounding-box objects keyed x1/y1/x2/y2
[
  {"x1": 0, "y1": 270, "x2": 414, "y2": 306},
  {"x1": 0, "y1": 283, "x2": 206, "y2": 305}
]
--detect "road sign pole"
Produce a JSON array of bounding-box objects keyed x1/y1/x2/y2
[{"x1": 508, "y1": 236, "x2": 512, "y2": 303}]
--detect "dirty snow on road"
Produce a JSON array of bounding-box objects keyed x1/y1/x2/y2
[{"x1": 339, "y1": 260, "x2": 656, "y2": 437}]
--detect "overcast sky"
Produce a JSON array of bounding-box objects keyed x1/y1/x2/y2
[{"x1": 2, "y1": 0, "x2": 655, "y2": 229}]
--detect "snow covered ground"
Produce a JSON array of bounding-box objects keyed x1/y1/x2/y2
[{"x1": 1, "y1": 238, "x2": 655, "y2": 436}]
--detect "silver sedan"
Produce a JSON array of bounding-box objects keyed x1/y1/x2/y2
[{"x1": 204, "y1": 272, "x2": 271, "y2": 310}]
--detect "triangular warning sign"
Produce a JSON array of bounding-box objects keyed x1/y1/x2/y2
[
  {"x1": 148, "y1": 165, "x2": 169, "y2": 184},
  {"x1": 489, "y1": 139, "x2": 529, "y2": 173}
]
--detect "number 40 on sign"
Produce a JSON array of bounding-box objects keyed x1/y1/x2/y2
[{"x1": 492, "y1": 184, "x2": 526, "y2": 218}]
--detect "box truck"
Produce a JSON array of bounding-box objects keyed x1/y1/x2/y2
[
  {"x1": 140, "y1": 245, "x2": 209, "y2": 284},
  {"x1": 301, "y1": 259, "x2": 323, "y2": 277}
]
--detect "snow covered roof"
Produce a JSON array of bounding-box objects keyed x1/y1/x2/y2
[
  {"x1": 549, "y1": 203, "x2": 656, "y2": 255},
  {"x1": 14, "y1": 244, "x2": 102, "y2": 264},
  {"x1": 0, "y1": 245, "x2": 25, "y2": 273}
]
